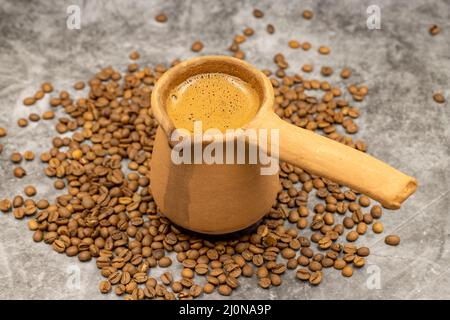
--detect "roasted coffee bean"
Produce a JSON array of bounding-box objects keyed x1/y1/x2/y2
[
  {"x1": 356, "y1": 222, "x2": 367, "y2": 235},
  {"x1": 11, "y1": 152, "x2": 22, "y2": 163},
  {"x1": 258, "y1": 277, "x2": 271, "y2": 289},
  {"x1": 12, "y1": 195, "x2": 24, "y2": 208},
  {"x1": 429, "y1": 25, "x2": 441, "y2": 36},
  {"x1": 53, "y1": 179, "x2": 65, "y2": 190},
  {"x1": 191, "y1": 41, "x2": 204, "y2": 52},
  {"x1": 346, "y1": 231, "x2": 359, "y2": 242},
  {"x1": 18, "y1": 118, "x2": 28, "y2": 127},
  {"x1": 288, "y1": 40, "x2": 300, "y2": 49},
  {"x1": 318, "y1": 46, "x2": 330, "y2": 55},
  {"x1": 342, "y1": 265, "x2": 353, "y2": 277},
  {"x1": 242, "y1": 264, "x2": 254, "y2": 277},
  {"x1": 160, "y1": 272, "x2": 173, "y2": 285},
  {"x1": 23, "y1": 151, "x2": 35, "y2": 161},
  {"x1": 29, "y1": 113, "x2": 40, "y2": 122},
  {"x1": 296, "y1": 268, "x2": 310, "y2": 281},
  {"x1": 358, "y1": 195, "x2": 370, "y2": 207},
  {"x1": 370, "y1": 205, "x2": 383, "y2": 219},
  {"x1": 218, "y1": 284, "x2": 232, "y2": 296},
  {"x1": 340, "y1": 68, "x2": 352, "y2": 79},
  {"x1": 385, "y1": 235, "x2": 400, "y2": 246},
  {"x1": 42, "y1": 111, "x2": 55, "y2": 120},
  {"x1": 74, "y1": 81, "x2": 85, "y2": 90},
  {"x1": 353, "y1": 256, "x2": 365, "y2": 268},
  {"x1": 357, "y1": 247, "x2": 370, "y2": 257},
  {"x1": 0, "y1": 199, "x2": 11, "y2": 213},
  {"x1": 433, "y1": 93, "x2": 445, "y2": 104},
  {"x1": 41, "y1": 82, "x2": 53, "y2": 93},
  {"x1": 253, "y1": 9, "x2": 264, "y2": 18},
  {"x1": 158, "y1": 256, "x2": 172, "y2": 268},
  {"x1": 99, "y1": 280, "x2": 111, "y2": 293},
  {"x1": 302, "y1": 10, "x2": 313, "y2": 19},
  {"x1": 24, "y1": 185, "x2": 37, "y2": 197},
  {"x1": 309, "y1": 271, "x2": 322, "y2": 285},
  {"x1": 78, "y1": 251, "x2": 92, "y2": 262},
  {"x1": 373, "y1": 222, "x2": 384, "y2": 234},
  {"x1": 23, "y1": 97, "x2": 36, "y2": 106},
  {"x1": 155, "y1": 13, "x2": 168, "y2": 23}
]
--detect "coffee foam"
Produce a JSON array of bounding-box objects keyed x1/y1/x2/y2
[{"x1": 166, "y1": 73, "x2": 260, "y2": 132}]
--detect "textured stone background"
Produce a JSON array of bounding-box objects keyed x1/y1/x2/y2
[{"x1": 0, "y1": 0, "x2": 449, "y2": 299}]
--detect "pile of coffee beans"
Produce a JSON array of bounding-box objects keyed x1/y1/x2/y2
[{"x1": 0, "y1": 8, "x2": 407, "y2": 300}]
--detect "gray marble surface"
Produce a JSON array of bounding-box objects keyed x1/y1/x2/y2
[{"x1": 0, "y1": 0, "x2": 449, "y2": 300}]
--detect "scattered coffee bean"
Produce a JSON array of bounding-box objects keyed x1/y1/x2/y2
[
  {"x1": 13, "y1": 167, "x2": 26, "y2": 178},
  {"x1": 73, "y1": 81, "x2": 85, "y2": 90},
  {"x1": 41, "y1": 82, "x2": 53, "y2": 93},
  {"x1": 11, "y1": 152, "x2": 23, "y2": 163},
  {"x1": 36, "y1": 199, "x2": 49, "y2": 210},
  {"x1": 359, "y1": 195, "x2": 370, "y2": 207},
  {"x1": 17, "y1": 118, "x2": 28, "y2": 127},
  {"x1": 302, "y1": 64, "x2": 313, "y2": 73},
  {"x1": 78, "y1": 251, "x2": 92, "y2": 262},
  {"x1": 429, "y1": 25, "x2": 441, "y2": 36},
  {"x1": 342, "y1": 265, "x2": 353, "y2": 277},
  {"x1": 302, "y1": 42, "x2": 311, "y2": 50},
  {"x1": 334, "y1": 259, "x2": 347, "y2": 270},
  {"x1": 155, "y1": 13, "x2": 168, "y2": 23},
  {"x1": 203, "y1": 283, "x2": 215, "y2": 294},
  {"x1": 370, "y1": 205, "x2": 383, "y2": 219},
  {"x1": 258, "y1": 277, "x2": 271, "y2": 289},
  {"x1": 0, "y1": 127, "x2": 7, "y2": 137},
  {"x1": 34, "y1": 90, "x2": 45, "y2": 100},
  {"x1": 12, "y1": 195, "x2": 24, "y2": 208},
  {"x1": 309, "y1": 271, "x2": 322, "y2": 285},
  {"x1": 0, "y1": 199, "x2": 11, "y2": 213},
  {"x1": 243, "y1": 27, "x2": 254, "y2": 36},
  {"x1": 346, "y1": 231, "x2": 359, "y2": 242},
  {"x1": 385, "y1": 235, "x2": 400, "y2": 246},
  {"x1": 53, "y1": 179, "x2": 65, "y2": 190},
  {"x1": 99, "y1": 280, "x2": 111, "y2": 293},
  {"x1": 28, "y1": 113, "x2": 41, "y2": 122},
  {"x1": 23, "y1": 97, "x2": 36, "y2": 106},
  {"x1": 372, "y1": 222, "x2": 384, "y2": 234},
  {"x1": 129, "y1": 51, "x2": 140, "y2": 60},
  {"x1": 191, "y1": 41, "x2": 204, "y2": 52},
  {"x1": 320, "y1": 66, "x2": 333, "y2": 77},
  {"x1": 318, "y1": 46, "x2": 330, "y2": 55},
  {"x1": 24, "y1": 185, "x2": 37, "y2": 197},
  {"x1": 302, "y1": 10, "x2": 313, "y2": 20},
  {"x1": 253, "y1": 9, "x2": 264, "y2": 18},
  {"x1": 266, "y1": 24, "x2": 275, "y2": 34},
  {"x1": 357, "y1": 247, "x2": 370, "y2": 257},
  {"x1": 340, "y1": 68, "x2": 352, "y2": 79},
  {"x1": 288, "y1": 40, "x2": 300, "y2": 49},
  {"x1": 23, "y1": 151, "x2": 35, "y2": 161},
  {"x1": 159, "y1": 257, "x2": 172, "y2": 268},
  {"x1": 42, "y1": 110, "x2": 55, "y2": 120},
  {"x1": 433, "y1": 93, "x2": 445, "y2": 104},
  {"x1": 218, "y1": 284, "x2": 232, "y2": 296}
]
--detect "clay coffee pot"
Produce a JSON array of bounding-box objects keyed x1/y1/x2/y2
[{"x1": 150, "y1": 56, "x2": 417, "y2": 234}]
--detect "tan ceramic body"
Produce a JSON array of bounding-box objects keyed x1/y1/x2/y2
[{"x1": 151, "y1": 127, "x2": 280, "y2": 234}]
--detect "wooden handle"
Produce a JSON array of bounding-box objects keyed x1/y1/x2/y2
[{"x1": 252, "y1": 112, "x2": 417, "y2": 209}]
